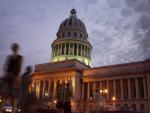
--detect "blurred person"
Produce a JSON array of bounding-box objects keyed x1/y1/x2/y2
[
  {"x1": 2, "y1": 43, "x2": 23, "y2": 113},
  {"x1": 56, "y1": 83, "x2": 64, "y2": 112},
  {"x1": 21, "y1": 66, "x2": 32, "y2": 97},
  {"x1": 20, "y1": 66, "x2": 39, "y2": 113},
  {"x1": 63, "y1": 83, "x2": 72, "y2": 113}
]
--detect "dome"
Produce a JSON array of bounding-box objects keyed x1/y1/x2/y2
[
  {"x1": 57, "y1": 8, "x2": 88, "y2": 40},
  {"x1": 51, "y1": 9, "x2": 92, "y2": 67}
]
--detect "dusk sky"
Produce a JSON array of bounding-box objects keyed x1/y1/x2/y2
[{"x1": 0, "y1": 0, "x2": 150, "y2": 75}]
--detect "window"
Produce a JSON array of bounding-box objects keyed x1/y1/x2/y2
[
  {"x1": 80, "y1": 34, "x2": 82, "y2": 38},
  {"x1": 64, "y1": 20, "x2": 67, "y2": 26},
  {"x1": 131, "y1": 104, "x2": 136, "y2": 111},
  {"x1": 74, "y1": 20, "x2": 77, "y2": 26},
  {"x1": 140, "y1": 104, "x2": 144, "y2": 112},
  {"x1": 68, "y1": 32, "x2": 71, "y2": 37},
  {"x1": 63, "y1": 33, "x2": 65, "y2": 37},
  {"x1": 74, "y1": 32, "x2": 77, "y2": 37},
  {"x1": 69, "y1": 18, "x2": 72, "y2": 25}
]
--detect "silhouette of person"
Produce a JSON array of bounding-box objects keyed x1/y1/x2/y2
[
  {"x1": 63, "y1": 83, "x2": 71, "y2": 113},
  {"x1": 20, "y1": 66, "x2": 34, "y2": 113},
  {"x1": 2, "y1": 43, "x2": 23, "y2": 96},
  {"x1": 2, "y1": 43, "x2": 23, "y2": 113},
  {"x1": 21, "y1": 66, "x2": 32, "y2": 97}
]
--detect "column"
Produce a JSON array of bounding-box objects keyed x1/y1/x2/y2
[
  {"x1": 100, "y1": 81, "x2": 102, "y2": 90},
  {"x1": 143, "y1": 77, "x2": 147, "y2": 98},
  {"x1": 68, "y1": 43, "x2": 70, "y2": 55},
  {"x1": 89, "y1": 48, "x2": 91, "y2": 59},
  {"x1": 81, "y1": 45, "x2": 83, "y2": 56},
  {"x1": 73, "y1": 43, "x2": 74, "y2": 55},
  {"x1": 53, "y1": 47, "x2": 55, "y2": 57},
  {"x1": 77, "y1": 44, "x2": 79, "y2": 55},
  {"x1": 48, "y1": 80, "x2": 51, "y2": 97},
  {"x1": 51, "y1": 47, "x2": 53, "y2": 57},
  {"x1": 82, "y1": 83, "x2": 84, "y2": 100},
  {"x1": 135, "y1": 78, "x2": 139, "y2": 99},
  {"x1": 87, "y1": 47, "x2": 88, "y2": 58},
  {"x1": 60, "y1": 44, "x2": 63, "y2": 55},
  {"x1": 64, "y1": 43, "x2": 66, "y2": 55},
  {"x1": 56, "y1": 45, "x2": 57, "y2": 56},
  {"x1": 113, "y1": 80, "x2": 116, "y2": 98},
  {"x1": 120, "y1": 79, "x2": 123, "y2": 99},
  {"x1": 38, "y1": 80, "x2": 41, "y2": 98},
  {"x1": 83, "y1": 45, "x2": 85, "y2": 57},
  {"x1": 42, "y1": 80, "x2": 46, "y2": 99},
  {"x1": 53, "y1": 80, "x2": 57, "y2": 98},
  {"x1": 93, "y1": 81, "x2": 96, "y2": 99},
  {"x1": 106, "y1": 81, "x2": 109, "y2": 100},
  {"x1": 128, "y1": 79, "x2": 131, "y2": 99},
  {"x1": 87, "y1": 82, "x2": 90, "y2": 100}
]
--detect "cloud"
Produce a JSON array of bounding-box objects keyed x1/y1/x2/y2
[
  {"x1": 124, "y1": 0, "x2": 150, "y2": 58},
  {"x1": 0, "y1": 0, "x2": 149, "y2": 75}
]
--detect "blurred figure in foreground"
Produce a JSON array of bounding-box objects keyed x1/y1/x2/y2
[
  {"x1": 21, "y1": 66, "x2": 32, "y2": 97},
  {"x1": 63, "y1": 83, "x2": 72, "y2": 113},
  {"x1": 19, "y1": 66, "x2": 39, "y2": 113},
  {"x1": 1, "y1": 43, "x2": 23, "y2": 113}
]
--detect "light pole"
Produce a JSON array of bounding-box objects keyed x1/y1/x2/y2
[
  {"x1": 112, "y1": 96, "x2": 116, "y2": 109},
  {"x1": 99, "y1": 89, "x2": 108, "y2": 107}
]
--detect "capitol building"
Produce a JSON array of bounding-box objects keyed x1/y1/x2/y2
[{"x1": 31, "y1": 9, "x2": 150, "y2": 113}]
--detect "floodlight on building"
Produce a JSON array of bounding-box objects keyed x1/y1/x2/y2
[
  {"x1": 112, "y1": 96, "x2": 116, "y2": 101},
  {"x1": 104, "y1": 89, "x2": 108, "y2": 93},
  {"x1": 100, "y1": 90, "x2": 103, "y2": 93}
]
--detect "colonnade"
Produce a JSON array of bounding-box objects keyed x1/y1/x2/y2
[
  {"x1": 81, "y1": 77, "x2": 148, "y2": 112},
  {"x1": 52, "y1": 43, "x2": 91, "y2": 58},
  {"x1": 32, "y1": 79, "x2": 73, "y2": 100}
]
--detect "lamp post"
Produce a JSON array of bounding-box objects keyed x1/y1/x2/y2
[
  {"x1": 99, "y1": 89, "x2": 108, "y2": 107},
  {"x1": 112, "y1": 96, "x2": 116, "y2": 109}
]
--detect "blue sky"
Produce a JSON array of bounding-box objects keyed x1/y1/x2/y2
[{"x1": 0, "y1": 0, "x2": 150, "y2": 74}]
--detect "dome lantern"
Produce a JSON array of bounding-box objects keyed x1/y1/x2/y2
[{"x1": 70, "y1": 8, "x2": 77, "y2": 17}]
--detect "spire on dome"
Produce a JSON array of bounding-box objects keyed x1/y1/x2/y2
[{"x1": 70, "y1": 8, "x2": 76, "y2": 17}]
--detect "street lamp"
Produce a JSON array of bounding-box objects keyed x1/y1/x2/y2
[
  {"x1": 100, "y1": 89, "x2": 108, "y2": 94},
  {"x1": 112, "y1": 96, "x2": 116, "y2": 109},
  {"x1": 99, "y1": 89, "x2": 108, "y2": 107}
]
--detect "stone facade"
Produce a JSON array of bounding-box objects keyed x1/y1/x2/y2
[
  {"x1": 31, "y1": 8, "x2": 150, "y2": 113},
  {"x1": 31, "y1": 59, "x2": 150, "y2": 113}
]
